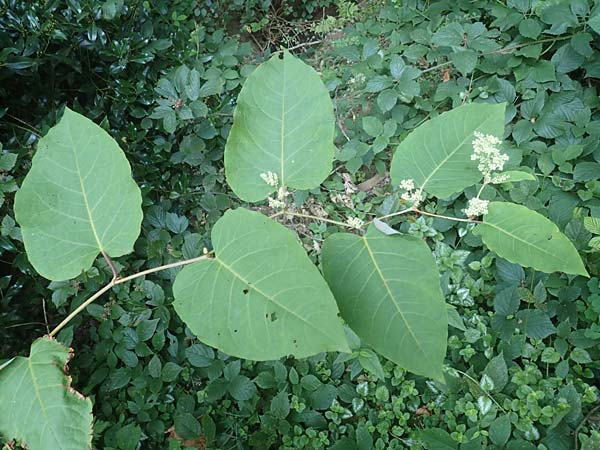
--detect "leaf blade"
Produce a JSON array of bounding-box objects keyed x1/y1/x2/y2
[
  {"x1": 225, "y1": 51, "x2": 335, "y2": 202},
  {"x1": 474, "y1": 202, "x2": 587, "y2": 276},
  {"x1": 173, "y1": 208, "x2": 349, "y2": 360},
  {"x1": 321, "y1": 228, "x2": 447, "y2": 381},
  {"x1": 0, "y1": 337, "x2": 93, "y2": 450},
  {"x1": 390, "y1": 103, "x2": 506, "y2": 199},
  {"x1": 14, "y1": 108, "x2": 142, "y2": 281}
]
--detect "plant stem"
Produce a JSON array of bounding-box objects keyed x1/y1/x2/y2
[
  {"x1": 48, "y1": 254, "x2": 209, "y2": 338},
  {"x1": 102, "y1": 250, "x2": 119, "y2": 280},
  {"x1": 452, "y1": 368, "x2": 507, "y2": 413},
  {"x1": 278, "y1": 211, "x2": 355, "y2": 229},
  {"x1": 414, "y1": 209, "x2": 481, "y2": 224},
  {"x1": 376, "y1": 207, "x2": 415, "y2": 221}
]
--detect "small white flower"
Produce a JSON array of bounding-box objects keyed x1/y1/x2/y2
[
  {"x1": 267, "y1": 197, "x2": 285, "y2": 209},
  {"x1": 471, "y1": 132, "x2": 509, "y2": 182},
  {"x1": 399, "y1": 178, "x2": 415, "y2": 191},
  {"x1": 490, "y1": 173, "x2": 510, "y2": 184},
  {"x1": 463, "y1": 197, "x2": 489, "y2": 217},
  {"x1": 346, "y1": 217, "x2": 364, "y2": 229},
  {"x1": 401, "y1": 188, "x2": 425, "y2": 205},
  {"x1": 260, "y1": 171, "x2": 278, "y2": 187}
]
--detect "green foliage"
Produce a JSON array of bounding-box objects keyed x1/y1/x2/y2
[
  {"x1": 390, "y1": 103, "x2": 506, "y2": 199},
  {"x1": 322, "y1": 226, "x2": 447, "y2": 381},
  {"x1": 3, "y1": 0, "x2": 600, "y2": 449},
  {"x1": 14, "y1": 108, "x2": 142, "y2": 281},
  {"x1": 475, "y1": 202, "x2": 588, "y2": 276},
  {"x1": 173, "y1": 208, "x2": 349, "y2": 360},
  {"x1": 225, "y1": 51, "x2": 335, "y2": 202},
  {"x1": 0, "y1": 337, "x2": 92, "y2": 450}
]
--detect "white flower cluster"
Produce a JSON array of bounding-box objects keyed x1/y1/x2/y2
[
  {"x1": 346, "y1": 217, "x2": 364, "y2": 229},
  {"x1": 471, "y1": 132, "x2": 509, "y2": 182},
  {"x1": 267, "y1": 186, "x2": 289, "y2": 210},
  {"x1": 463, "y1": 197, "x2": 489, "y2": 217},
  {"x1": 260, "y1": 171, "x2": 279, "y2": 187},
  {"x1": 399, "y1": 178, "x2": 425, "y2": 205}
]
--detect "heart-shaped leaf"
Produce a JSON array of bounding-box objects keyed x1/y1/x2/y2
[
  {"x1": 225, "y1": 51, "x2": 335, "y2": 202},
  {"x1": 321, "y1": 226, "x2": 447, "y2": 381},
  {"x1": 173, "y1": 208, "x2": 349, "y2": 360},
  {"x1": 14, "y1": 108, "x2": 142, "y2": 281}
]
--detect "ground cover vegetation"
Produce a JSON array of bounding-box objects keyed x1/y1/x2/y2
[{"x1": 1, "y1": 0, "x2": 600, "y2": 449}]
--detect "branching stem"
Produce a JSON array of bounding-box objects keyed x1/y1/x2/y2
[{"x1": 48, "y1": 254, "x2": 210, "y2": 338}]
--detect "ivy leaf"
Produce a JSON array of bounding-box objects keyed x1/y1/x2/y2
[
  {"x1": 473, "y1": 202, "x2": 588, "y2": 276},
  {"x1": 0, "y1": 337, "x2": 93, "y2": 450},
  {"x1": 225, "y1": 51, "x2": 335, "y2": 202},
  {"x1": 14, "y1": 108, "x2": 143, "y2": 281},
  {"x1": 173, "y1": 208, "x2": 349, "y2": 360},
  {"x1": 390, "y1": 102, "x2": 506, "y2": 199},
  {"x1": 322, "y1": 226, "x2": 447, "y2": 381}
]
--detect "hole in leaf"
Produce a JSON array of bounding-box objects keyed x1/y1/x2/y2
[
  {"x1": 278, "y1": 52, "x2": 284, "y2": 60},
  {"x1": 547, "y1": 235, "x2": 553, "y2": 240},
  {"x1": 234, "y1": 329, "x2": 238, "y2": 333},
  {"x1": 269, "y1": 312, "x2": 278, "y2": 322},
  {"x1": 242, "y1": 288, "x2": 249, "y2": 295}
]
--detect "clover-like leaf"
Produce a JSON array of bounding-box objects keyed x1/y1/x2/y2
[
  {"x1": 390, "y1": 102, "x2": 506, "y2": 199},
  {"x1": 321, "y1": 226, "x2": 447, "y2": 381},
  {"x1": 224, "y1": 51, "x2": 335, "y2": 202},
  {"x1": 0, "y1": 337, "x2": 93, "y2": 450},
  {"x1": 474, "y1": 202, "x2": 588, "y2": 276},
  {"x1": 14, "y1": 108, "x2": 142, "y2": 281},
  {"x1": 173, "y1": 208, "x2": 349, "y2": 360}
]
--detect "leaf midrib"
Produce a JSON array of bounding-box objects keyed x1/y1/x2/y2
[
  {"x1": 420, "y1": 113, "x2": 496, "y2": 192},
  {"x1": 361, "y1": 236, "x2": 428, "y2": 360},
  {"x1": 66, "y1": 118, "x2": 104, "y2": 252},
  {"x1": 214, "y1": 256, "x2": 340, "y2": 345}
]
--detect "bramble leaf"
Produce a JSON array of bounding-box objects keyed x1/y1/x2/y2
[
  {"x1": 14, "y1": 108, "x2": 142, "y2": 281},
  {"x1": 173, "y1": 208, "x2": 349, "y2": 360},
  {"x1": 321, "y1": 226, "x2": 447, "y2": 381},
  {"x1": 390, "y1": 102, "x2": 506, "y2": 199},
  {"x1": 225, "y1": 51, "x2": 335, "y2": 202},
  {"x1": 474, "y1": 202, "x2": 588, "y2": 276},
  {"x1": 0, "y1": 337, "x2": 93, "y2": 450}
]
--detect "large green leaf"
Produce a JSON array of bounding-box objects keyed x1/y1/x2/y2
[
  {"x1": 173, "y1": 208, "x2": 349, "y2": 360},
  {"x1": 14, "y1": 108, "x2": 142, "y2": 281},
  {"x1": 0, "y1": 337, "x2": 93, "y2": 450},
  {"x1": 321, "y1": 226, "x2": 447, "y2": 381},
  {"x1": 474, "y1": 202, "x2": 588, "y2": 276},
  {"x1": 390, "y1": 102, "x2": 506, "y2": 199},
  {"x1": 224, "y1": 51, "x2": 335, "y2": 202}
]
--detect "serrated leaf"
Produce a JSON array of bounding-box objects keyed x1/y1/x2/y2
[
  {"x1": 173, "y1": 208, "x2": 349, "y2": 360},
  {"x1": 390, "y1": 103, "x2": 506, "y2": 199},
  {"x1": 585, "y1": 217, "x2": 600, "y2": 235},
  {"x1": 225, "y1": 51, "x2": 334, "y2": 202},
  {"x1": 473, "y1": 202, "x2": 587, "y2": 276},
  {"x1": 14, "y1": 108, "x2": 142, "y2": 281},
  {"x1": 515, "y1": 310, "x2": 557, "y2": 339},
  {"x1": 322, "y1": 226, "x2": 447, "y2": 381},
  {"x1": 0, "y1": 337, "x2": 93, "y2": 450}
]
